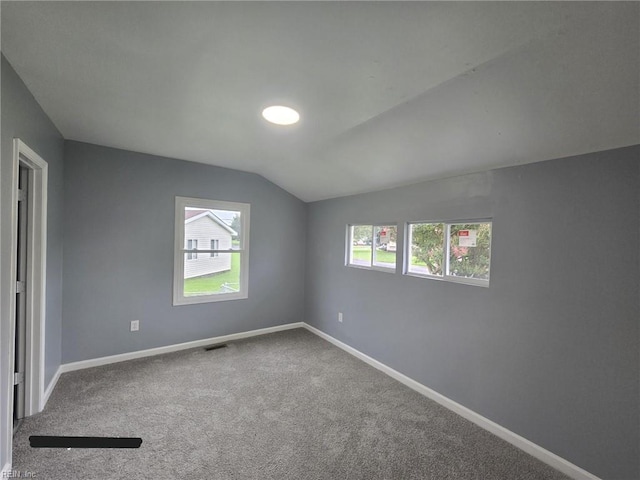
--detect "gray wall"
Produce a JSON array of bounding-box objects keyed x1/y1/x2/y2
[
  {"x1": 304, "y1": 146, "x2": 639, "y2": 480},
  {"x1": 0, "y1": 55, "x2": 64, "y2": 468},
  {"x1": 62, "y1": 141, "x2": 306, "y2": 363}
]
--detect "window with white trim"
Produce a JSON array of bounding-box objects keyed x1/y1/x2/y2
[
  {"x1": 347, "y1": 224, "x2": 397, "y2": 271},
  {"x1": 406, "y1": 220, "x2": 492, "y2": 286},
  {"x1": 187, "y1": 239, "x2": 198, "y2": 260},
  {"x1": 174, "y1": 197, "x2": 250, "y2": 305}
]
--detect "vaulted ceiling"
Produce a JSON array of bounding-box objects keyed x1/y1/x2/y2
[{"x1": 2, "y1": 2, "x2": 638, "y2": 201}]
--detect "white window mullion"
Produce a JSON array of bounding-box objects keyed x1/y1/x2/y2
[
  {"x1": 370, "y1": 225, "x2": 375, "y2": 265},
  {"x1": 444, "y1": 224, "x2": 451, "y2": 277}
]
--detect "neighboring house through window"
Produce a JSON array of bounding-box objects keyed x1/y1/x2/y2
[{"x1": 174, "y1": 196, "x2": 250, "y2": 305}]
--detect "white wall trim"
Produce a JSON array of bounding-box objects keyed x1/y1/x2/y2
[
  {"x1": 10, "y1": 140, "x2": 48, "y2": 416},
  {"x1": 302, "y1": 323, "x2": 600, "y2": 480},
  {"x1": 60, "y1": 322, "x2": 304, "y2": 374},
  {"x1": 1, "y1": 462, "x2": 12, "y2": 478},
  {"x1": 42, "y1": 366, "x2": 62, "y2": 409},
  {"x1": 173, "y1": 196, "x2": 250, "y2": 306},
  {"x1": 18, "y1": 321, "x2": 602, "y2": 480},
  {"x1": 1, "y1": 139, "x2": 49, "y2": 472}
]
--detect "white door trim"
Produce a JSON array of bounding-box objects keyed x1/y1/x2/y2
[{"x1": 4, "y1": 140, "x2": 48, "y2": 452}]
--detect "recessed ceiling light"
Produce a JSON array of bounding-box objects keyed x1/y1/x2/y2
[{"x1": 262, "y1": 105, "x2": 300, "y2": 125}]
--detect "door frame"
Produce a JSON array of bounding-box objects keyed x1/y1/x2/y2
[{"x1": 4, "y1": 139, "x2": 48, "y2": 441}]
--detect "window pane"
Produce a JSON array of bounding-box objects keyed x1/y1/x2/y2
[
  {"x1": 447, "y1": 223, "x2": 492, "y2": 280},
  {"x1": 349, "y1": 225, "x2": 372, "y2": 267},
  {"x1": 175, "y1": 197, "x2": 249, "y2": 305},
  {"x1": 373, "y1": 225, "x2": 397, "y2": 269},
  {"x1": 186, "y1": 239, "x2": 198, "y2": 260},
  {"x1": 212, "y1": 209, "x2": 242, "y2": 249},
  {"x1": 210, "y1": 239, "x2": 219, "y2": 257},
  {"x1": 184, "y1": 207, "x2": 241, "y2": 250},
  {"x1": 408, "y1": 223, "x2": 444, "y2": 276},
  {"x1": 184, "y1": 252, "x2": 241, "y2": 297}
]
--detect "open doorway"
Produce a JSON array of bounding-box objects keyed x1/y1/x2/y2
[
  {"x1": 7, "y1": 139, "x2": 48, "y2": 440},
  {"x1": 13, "y1": 165, "x2": 29, "y2": 433}
]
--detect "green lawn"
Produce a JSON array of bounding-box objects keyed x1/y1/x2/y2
[
  {"x1": 352, "y1": 245, "x2": 426, "y2": 266},
  {"x1": 352, "y1": 246, "x2": 396, "y2": 263},
  {"x1": 412, "y1": 258, "x2": 427, "y2": 266},
  {"x1": 184, "y1": 254, "x2": 240, "y2": 295}
]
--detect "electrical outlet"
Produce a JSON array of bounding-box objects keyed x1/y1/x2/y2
[
  {"x1": 338, "y1": 312, "x2": 343, "y2": 323},
  {"x1": 130, "y1": 320, "x2": 139, "y2": 332}
]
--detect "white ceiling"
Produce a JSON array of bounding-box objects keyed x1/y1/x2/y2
[{"x1": 2, "y1": 2, "x2": 638, "y2": 202}]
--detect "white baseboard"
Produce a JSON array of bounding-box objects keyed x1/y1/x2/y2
[
  {"x1": 60, "y1": 322, "x2": 304, "y2": 374},
  {"x1": 31, "y1": 321, "x2": 601, "y2": 480},
  {"x1": 302, "y1": 323, "x2": 600, "y2": 480},
  {"x1": 1, "y1": 462, "x2": 11, "y2": 477},
  {"x1": 42, "y1": 366, "x2": 62, "y2": 410}
]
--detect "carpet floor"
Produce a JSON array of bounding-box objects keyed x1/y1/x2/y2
[{"x1": 12, "y1": 328, "x2": 570, "y2": 479}]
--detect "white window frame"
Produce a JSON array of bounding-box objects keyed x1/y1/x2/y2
[
  {"x1": 173, "y1": 196, "x2": 250, "y2": 305},
  {"x1": 346, "y1": 224, "x2": 397, "y2": 273},
  {"x1": 404, "y1": 219, "x2": 492, "y2": 287},
  {"x1": 404, "y1": 221, "x2": 445, "y2": 279},
  {"x1": 210, "y1": 239, "x2": 219, "y2": 258}
]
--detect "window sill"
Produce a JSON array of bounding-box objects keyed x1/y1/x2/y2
[
  {"x1": 346, "y1": 264, "x2": 396, "y2": 274},
  {"x1": 404, "y1": 271, "x2": 489, "y2": 288},
  {"x1": 173, "y1": 291, "x2": 248, "y2": 306}
]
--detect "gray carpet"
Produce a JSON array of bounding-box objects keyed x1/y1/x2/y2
[{"x1": 12, "y1": 328, "x2": 570, "y2": 479}]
